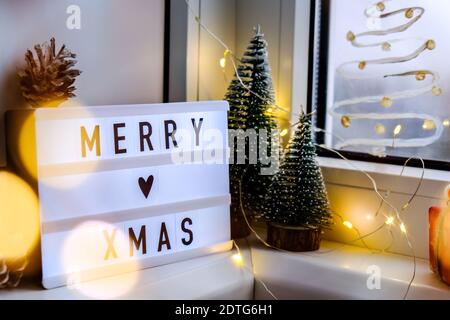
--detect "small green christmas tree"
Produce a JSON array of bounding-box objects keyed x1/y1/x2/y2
[
  {"x1": 227, "y1": 65, "x2": 250, "y2": 132},
  {"x1": 264, "y1": 112, "x2": 332, "y2": 228},
  {"x1": 226, "y1": 26, "x2": 278, "y2": 237},
  {"x1": 227, "y1": 66, "x2": 251, "y2": 237},
  {"x1": 240, "y1": 26, "x2": 277, "y2": 214}
]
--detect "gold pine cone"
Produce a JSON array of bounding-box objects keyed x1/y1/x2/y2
[
  {"x1": 0, "y1": 257, "x2": 28, "y2": 289},
  {"x1": 18, "y1": 38, "x2": 82, "y2": 108}
]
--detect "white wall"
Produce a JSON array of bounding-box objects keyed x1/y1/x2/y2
[
  {"x1": 181, "y1": 0, "x2": 238, "y2": 102},
  {"x1": 0, "y1": 0, "x2": 166, "y2": 166},
  {"x1": 197, "y1": 0, "x2": 237, "y2": 101}
]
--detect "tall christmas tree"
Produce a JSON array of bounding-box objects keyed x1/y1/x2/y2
[
  {"x1": 240, "y1": 26, "x2": 277, "y2": 214},
  {"x1": 226, "y1": 26, "x2": 278, "y2": 238},
  {"x1": 227, "y1": 65, "x2": 250, "y2": 132},
  {"x1": 227, "y1": 66, "x2": 251, "y2": 238},
  {"x1": 264, "y1": 112, "x2": 332, "y2": 228}
]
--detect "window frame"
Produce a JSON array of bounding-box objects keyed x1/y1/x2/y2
[
  {"x1": 307, "y1": 0, "x2": 450, "y2": 171},
  {"x1": 163, "y1": 0, "x2": 172, "y2": 103}
]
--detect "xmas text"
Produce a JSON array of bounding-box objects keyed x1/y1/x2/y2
[{"x1": 103, "y1": 217, "x2": 194, "y2": 260}]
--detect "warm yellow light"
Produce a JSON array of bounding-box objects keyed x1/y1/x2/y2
[
  {"x1": 219, "y1": 49, "x2": 231, "y2": 69},
  {"x1": 432, "y1": 86, "x2": 442, "y2": 96},
  {"x1": 0, "y1": 171, "x2": 40, "y2": 260},
  {"x1": 375, "y1": 123, "x2": 386, "y2": 136},
  {"x1": 219, "y1": 57, "x2": 227, "y2": 69},
  {"x1": 343, "y1": 221, "x2": 353, "y2": 229},
  {"x1": 393, "y1": 125, "x2": 402, "y2": 136},
  {"x1": 15, "y1": 113, "x2": 39, "y2": 180},
  {"x1": 267, "y1": 108, "x2": 273, "y2": 113},
  {"x1": 232, "y1": 253, "x2": 244, "y2": 267},
  {"x1": 11, "y1": 101, "x2": 98, "y2": 188},
  {"x1": 444, "y1": 119, "x2": 450, "y2": 127},
  {"x1": 280, "y1": 129, "x2": 289, "y2": 137},
  {"x1": 400, "y1": 223, "x2": 407, "y2": 234},
  {"x1": 422, "y1": 120, "x2": 436, "y2": 131},
  {"x1": 445, "y1": 184, "x2": 450, "y2": 200},
  {"x1": 385, "y1": 216, "x2": 395, "y2": 226},
  {"x1": 380, "y1": 96, "x2": 393, "y2": 108},
  {"x1": 62, "y1": 221, "x2": 139, "y2": 299}
]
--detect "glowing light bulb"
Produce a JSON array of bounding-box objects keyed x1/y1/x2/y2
[
  {"x1": 385, "y1": 216, "x2": 395, "y2": 226},
  {"x1": 0, "y1": 171, "x2": 40, "y2": 260},
  {"x1": 380, "y1": 96, "x2": 393, "y2": 108},
  {"x1": 423, "y1": 120, "x2": 436, "y2": 131},
  {"x1": 219, "y1": 57, "x2": 227, "y2": 69},
  {"x1": 280, "y1": 129, "x2": 289, "y2": 137},
  {"x1": 432, "y1": 86, "x2": 442, "y2": 96},
  {"x1": 232, "y1": 253, "x2": 244, "y2": 267},
  {"x1": 343, "y1": 221, "x2": 353, "y2": 229},
  {"x1": 375, "y1": 123, "x2": 386, "y2": 136},
  {"x1": 393, "y1": 125, "x2": 402, "y2": 136},
  {"x1": 400, "y1": 223, "x2": 407, "y2": 234},
  {"x1": 443, "y1": 119, "x2": 450, "y2": 127},
  {"x1": 267, "y1": 108, "x2": 273, "y2": 113}
]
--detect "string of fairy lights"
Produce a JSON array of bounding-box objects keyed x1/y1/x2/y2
[
  {"x1": 184, "y1": 0, "x2": 433, "y2": 299},
  {"x1": 332, "y1": 1, "x2": 447, "y2": 152}
]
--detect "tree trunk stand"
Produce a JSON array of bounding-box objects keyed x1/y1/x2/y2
[{"x1": 267, "y1": 223, "x2": 322, "y2": 252}]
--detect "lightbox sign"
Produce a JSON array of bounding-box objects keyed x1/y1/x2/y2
[{"x1": 6, "y1": 101, "x2": 232, "y2": 289}]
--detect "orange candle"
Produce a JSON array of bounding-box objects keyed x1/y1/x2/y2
[{"x1": 429, "y1": 205, "x2": 450, "y2": 285}]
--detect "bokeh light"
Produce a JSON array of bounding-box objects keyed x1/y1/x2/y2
[
  {"x1": 343, "y1": 221, "x2": 353, "y2": 229},
  {"x1": 232, "y1": 253, "x2": 244, "y2": 267},
  {"x1": 38, "y1": 101, "x2": 100, "y2": 190},
  {"x1": 0, "y1": 170, "x2": 40, "y2": 259},
  {"x1": 62, "y1": 221, "x2": 139, "y2": 299},
  {"x1": 13, "y1": 112, "x2": 38, "y2": 181}
]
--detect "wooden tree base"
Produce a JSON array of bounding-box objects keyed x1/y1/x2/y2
[{"x1": 267, "y1": 223, "x2": 322, "y2": 252}]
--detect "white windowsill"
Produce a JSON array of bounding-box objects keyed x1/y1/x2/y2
[
  {"x1": 250, "y1": 237, "x2": 450, "y2": 300},
  {"x1": 2, "y1": 236, "x2": 449, "y2": 300},
  {"x1": 0, "y1": 249, "x2": 254, "y2": 300}
]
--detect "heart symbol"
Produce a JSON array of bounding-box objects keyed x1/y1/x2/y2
[{"x1": 138, "y1": 175, "x2": 154, "y2": 199}]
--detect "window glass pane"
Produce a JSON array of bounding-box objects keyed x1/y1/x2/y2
[{"x1": 325, "y1": 0, "x2": 450, "y2": 162}]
